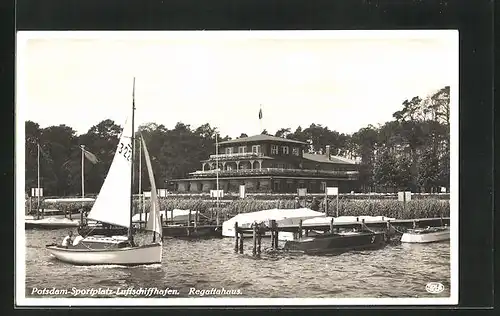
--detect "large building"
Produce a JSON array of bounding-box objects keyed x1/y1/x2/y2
[{"x1": 169, "y1": 134, "x2": 359, "y2": 193}]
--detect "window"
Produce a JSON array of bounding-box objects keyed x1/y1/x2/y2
[
  {"x1": 252, "y1": 145, "x2": 261, "y2": 153},
  {"x1": 282, "y1": 146, "x2": 289, "y2": 154},
  {"x1": 238, "y1": 146, "x2": 247, "y2": 153},
  {"x1": 271, "y1": 145, "x2": 279, "y2": 155},
  {"x1": 292, "y1": 147, "x2": 300, "y2": 156},
  {"x1": 225, "y1": 147, "x2": 233, "y2": 154}
]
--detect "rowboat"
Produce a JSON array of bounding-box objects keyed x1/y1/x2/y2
[{"x1": 400, "y1": 226, "x2": 450, "y2": 243}]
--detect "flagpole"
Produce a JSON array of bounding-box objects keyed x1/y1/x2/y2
[
  {"x1": 138, "y1": 134, "x2": 142, "y2": 223},
  {"x1": 216, "y1": 131, "x2": 219, "y2": 226},
  {"x1": 37, "y1": 143, "x2": 40, "y2": 219},
  {"x1": 81, "y1": 145, "x2": 85, "y2": 198},
  {"x1": 128, "y1": 77, "x2": 136, "y2": 242}
]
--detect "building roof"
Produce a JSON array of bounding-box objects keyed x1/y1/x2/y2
[
  {"x1": 218, "y1": 134, "x2": 308, "y2": 146},
  {"x1": 303, "y1": 153, "x2": 357, "y2": 165}
]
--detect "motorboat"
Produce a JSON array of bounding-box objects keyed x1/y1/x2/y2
[
  {"x1": 283, "y1": 230, "x2": 386, "y2": 255},
  {"x1": 400, "y1": 226, "x2": 450, "y2": 243}
]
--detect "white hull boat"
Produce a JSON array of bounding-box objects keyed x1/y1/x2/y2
[
  {"x1": 26, "y1": 217, "x2": 79, "y2": 229},
  {"x1": 46, "y1": 242, "x2": 162, "y2": 265},
  {"x1": 401, "y1": 226, "x2": 450, "y2": 243},
  {"x1": 222, "y1": 208, "x2": 325, "y2": 238},
  {"x1": 46, "y1": 80, "x2": 164, "y2": 266}
]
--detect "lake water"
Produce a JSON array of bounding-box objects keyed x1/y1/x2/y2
[{"x1": 24, "y1": 229, "x2": 450, "y2": 299}]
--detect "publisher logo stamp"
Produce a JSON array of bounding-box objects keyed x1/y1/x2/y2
[{"x1": 425, "y1": 282, "x2": 445, "y2": 294}]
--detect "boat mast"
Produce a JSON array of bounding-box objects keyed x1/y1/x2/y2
[
  {"x1": 37, "y1": 142, "x2": 40, "y2": 218},
  {"x1": 128, "y1": 77, "x2": 136, "y2": 242}
]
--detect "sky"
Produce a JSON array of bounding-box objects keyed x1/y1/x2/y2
[{"x1": 17, "y1": 31, "x2": 458, "y2": 138}]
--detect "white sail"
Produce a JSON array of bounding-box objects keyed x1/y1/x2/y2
[
  {"x1": 141, "y1": 135, "x2": 162, "y2": 237},
  {"x1": 87, "y1": 117, "x2": 133, "y2": 228}
]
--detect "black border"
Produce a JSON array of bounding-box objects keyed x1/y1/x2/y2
[{"x1": 7, "y1": 0, "x2": 495, "y2": 312}]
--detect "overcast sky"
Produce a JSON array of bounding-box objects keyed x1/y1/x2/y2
[{"x1": 17, "y1": 31, "x2": 458, "y2": 138}]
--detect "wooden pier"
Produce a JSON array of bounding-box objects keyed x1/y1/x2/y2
[
  {"x1": 135, "y1": 210, "x2": 222, "y2": 239},
  {"x1": 233, "y1": 217, "x2": 450, "y2": 257}
]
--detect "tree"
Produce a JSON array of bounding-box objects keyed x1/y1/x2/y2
[
  {"x1": 372, "y1": 148, "x2": 399, "y2": 192},
  {"x1": 275, "y1": 128, "x2": 291, "y2": 138},
  {"x1": 261, "y1": 129, "x2": 270, "y2": 135}
]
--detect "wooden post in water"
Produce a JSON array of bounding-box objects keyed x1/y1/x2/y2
[
  {"x1": 276, "y1": 222, "x2": 279, "y2": 248},
  {"x1": 188, "y1": 210, "x2": 192, "y2": 227},
  {"x1": 330, "y1": 217, "x2": 334, "y2": 233},
  {"x1": 80, "y1": 209, "x2": 84, "y2": 226},
  {"x1": 305, "y1": 228, "x2": 309, "y2": 237},
  {"x1": 69, "y1": 208, "x2": 72, "y2": 220},
  {"x1": 234, "y1": 222, "x2": 239, "y2": 253},
  {"x1": 257, "y1": 225, "x2": 262, "y2": 257},
  {"x1": 298, "y1": 219, "x2": 303, "y2": 239},
  {"x1": 270, "y1": 220, "x2": 276, "y2": 249},
  {"x1": 29, "y1": 196, "x2": 32, "y2": 215},
  {"x1": 252, "y1": 223, "x2": 257, "y2": 257},
  {"x1": 239, "y1": 231, "x2": 244, "y2": 254},
  {"x1": 170, "y1": 209, "x2": 174, "y2": 225},
  {"x1": 412, "y1": 220, "x2": 417, "y2": 229},
  {"x1": 361, "y1": 218, "x2": 365, "y2": 231}
]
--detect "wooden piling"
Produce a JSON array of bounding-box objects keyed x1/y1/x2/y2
[
  {"x1": 171, "y1": 209, "x2": 174, "y2": 224},
  {"x1": 234, "y1": 222, "x2": 239, "y2": 253},
  {"x1": 361, "y1": 218, "x2": 366, "y2": 231},
  {"x1": 270, "y1": 220, "x2": 277, "y2": 249},
  {"x1": 188, "y1": 210, "x2": 192, "y2": 227},
  {"x1": 252, "y1": 223, "x2": 257, "y2": 256},
  {"x1": 257, "y1": 228, "x2": 262, "y2": 257},
  {"x1": 80, "y1": 209, "x2": 84, "y2": 226},
  {"x1": 298, "y1": 219, "x2": 303, "y2": 238},
  {"x1": 413, "y1": 220, "x2": 417, "y2": 229},
  {"x1": 239, "y1": 232, "x2": 244, "y2": 254},
  {"x1": 273, "y1": 221, "x2": 279, "y2": 249},
  {"x1": 305, "y1": 229, "x2": 309, "y2": 237},
  {"x1": 330, "y1": 217, "x2": 334, "y2": 233}
]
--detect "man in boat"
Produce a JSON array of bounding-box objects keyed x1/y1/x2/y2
[
  {"x1": 72, "y1": 232, "x2": 84, "y2": 246},
  {"x1": 61, "y1": 231, "x2": 74, "y2": 248}
]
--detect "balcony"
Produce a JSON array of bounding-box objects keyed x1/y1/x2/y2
[
  {"x1": 189, "y1": 168, "x2": 359, "y2": 179},
  {"x1": 207, "y1": 152, "x2": 264, "y2": 161}
]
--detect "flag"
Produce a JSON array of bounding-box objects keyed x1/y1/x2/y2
[
  {"x1": 258, "y1": 108, "x2": 262, "y2": 120},
  {"x1": 82, "y1": 147, "x2": 99, "y2": 164}
]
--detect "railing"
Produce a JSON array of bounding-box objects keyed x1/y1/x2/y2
[
  {"x1": 189, "y1": 168, "x2": 359, "y2": 178},
  {"x1": 208, "y1": 152, "x2": 264, "y2": 160}
]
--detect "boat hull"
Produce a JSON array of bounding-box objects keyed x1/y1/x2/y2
[
  {"x1": 162, "y1": 225, "x2": 222, "y2": 238},
  {"x1": 45, "y1": 243, "x2": 163, "y2": 265},
  {"x1": 77, "y1": 225, "x2": 128, "y2": 236},
  {"x1": 25, "y1": 220, "x2": 79, "y2": 229},
  {"x1": 401, "y1": 227, "x2": 450, "y2": 243},
  {"x1": 284, "y1": 232, "x2": 386, "y2": 255}
]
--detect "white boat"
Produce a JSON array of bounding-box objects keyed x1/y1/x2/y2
[
  {"x1": 26, "y1": 216, "x2": 80, "y2": 229},
  {"x1": 222, "y1": 208, "x2": 325, "y2": 239},
  {"x1": 401, "y1": 226, "x2": 450, "y2": 243},
  {"x1": 46, "y1": 79, "x2": 163, "y2": 265}
]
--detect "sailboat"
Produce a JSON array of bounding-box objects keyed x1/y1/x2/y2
[{"x1": 46, "y1": 79, "x2": 163, "y2": 265}]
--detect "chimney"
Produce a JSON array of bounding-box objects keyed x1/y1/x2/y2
[{"x1": 325, "y1": 145, "x2": 331, "y2": 160}]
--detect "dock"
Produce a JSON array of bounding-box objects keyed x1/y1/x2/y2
[
  {"x1": 135, "y1": 210, "x2": 223, "y2": 239},
  {"x1": 232, "y1": 217, "x2": 450, "y2": 257}
]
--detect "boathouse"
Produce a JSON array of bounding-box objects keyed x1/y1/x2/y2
[{"x1": 169, "y1": 134, "x2": 359, "y2": 193}]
